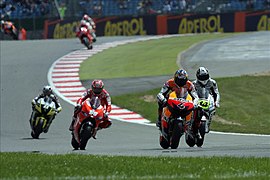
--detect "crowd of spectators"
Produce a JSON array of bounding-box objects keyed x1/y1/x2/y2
[
  {"x1": 1, "y1": 0, "x2": 269, "y2": 20},
  {"x1": 0, "y1": 0, "x2": 52, "y2": 19},
  {"x1": 79, "y1": 0, "x2": 104, "y2": 16}
]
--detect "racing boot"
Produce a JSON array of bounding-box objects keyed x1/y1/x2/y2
[
  {"x1": 156, "y1": 115, "x2": 161, "y2": 130},
  {"x1": 185, "y1": 120, "x2": 193, "y2": 139},
  {"x1": 91, "y1": 32, "x2": 96, "y2": 42},
  {"x1": 69, "y1": 117, "x2": 76, "y2": 131}
]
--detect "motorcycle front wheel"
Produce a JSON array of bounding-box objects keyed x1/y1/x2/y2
[
  {"x1": 79, "y1": 122, "x2": 93, "y2": 150},
  {"x1": 31, "y1": 118, "x2": 45, "y2": 139},
  {"x1": 196, "y1": 121, "x2": 206, "y2": 147},
  {"x1": 71, "y1": 135, "x2": 79, "y2": 150},
  {"x1": 170, "y1": 120, "x2": 184, "y2": 149}
]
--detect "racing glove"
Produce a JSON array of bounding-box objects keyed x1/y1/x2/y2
[
  {"x1": 215, "y1": 101, "x2": 220, "y2": 108},
  {"x1": 157, "y1": 93, "x2": 167, "y2": 106}
]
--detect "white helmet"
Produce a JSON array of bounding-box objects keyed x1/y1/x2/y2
[{"x1": 196, "y1": 67, "x2": 210, "y2": 85}]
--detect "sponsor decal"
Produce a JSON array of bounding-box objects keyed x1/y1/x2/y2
[
  {"x1": 178, "y1": 15, "x2": 224, "y2": 34},
  {"x1": 105, "y1": 18, "x2": 147, "y2": 36}
]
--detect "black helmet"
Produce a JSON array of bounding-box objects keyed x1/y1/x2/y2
[
  {"x1": 196, "y1": 67, "x2": 210, "y2": 85},
  {"x1": 174, "y1": 69, "x2": 188, "y2": 87},
  {"x1": 43, "y1": 85, "x2": 52, "y2": 96}
]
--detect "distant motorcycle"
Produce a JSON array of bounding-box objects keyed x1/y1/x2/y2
[
  {"x1": 71, "y1": 97, "x2": 105, "y2": 150},
  {"x1": 185, "y1": 89, "x2": 216, "y2": 147},
  {"x1": 159, "y1": 98, "x2": 194, "y2": 149},
  {"x1": 76, "y1": 26, "x2": 93, "y2": 50},
  {"x1": 1, "y1": 21, "x2": 18, "y2": 40},
  {"x1": 30, "y1": 96, "x2": 57, "y2": 139}
]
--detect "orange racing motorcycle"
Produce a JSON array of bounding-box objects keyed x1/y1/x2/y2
[
  {"x1": 159, "y1": 98, "x2": 194, "y2": 149},
  {"x1": 71, "y1": 97, "x2": 104, "y2": 150}
]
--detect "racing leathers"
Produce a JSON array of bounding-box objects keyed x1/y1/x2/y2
[
  {"x1": 79, "y1": 19, "x2": 96, "y2": 42},
  {"x1": 192, "y1": 78, "x2": 220, "y2": 108},
  {"x1": 192, "y1": 78, "x2": 220, "y2": 132},
  {"x1": 30, "y1": 93, "x2": 62, "y2": 133},
  {"x1": 156, "y1": 79, "x2": 199, "y2": 130},
  {"x1": 69, "y1": 89, "x2": 112, "y2": 131}
]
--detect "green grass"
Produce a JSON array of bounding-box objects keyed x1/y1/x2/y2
[
  {"x1": 1, "y1": 152, "x2": 269, "y2": 179},
  {"x1": 78, "y1": 33, "x2": 270, "y2": 135},
  {"x1": 112, "y1": 75, "x2": 270, "y2": 135},
  {"x1": 80, "y1": 33, "x2": 234, "y2": 80}
]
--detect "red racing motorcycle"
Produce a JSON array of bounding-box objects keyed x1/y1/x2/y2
[
  {"x1": 71, "y1": 97, "x2": 104, "y2": 150},
  {"x1": 76, "y1": 26, "x2": 93, "y2": 50},
  {"x1": 159, "y1": 98, "x2": 194, "y2": 149}
]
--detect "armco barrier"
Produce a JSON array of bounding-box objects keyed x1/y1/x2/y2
[{"x1": 44, "y1": 10, "x2": 269, "y2": 39}]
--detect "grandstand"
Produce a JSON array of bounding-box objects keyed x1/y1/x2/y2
[{"x1": 1, "y1": 0, "x2": 269, "y2": 20}]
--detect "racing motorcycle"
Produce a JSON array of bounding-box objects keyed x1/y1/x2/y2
[
  {"x1": 159, "y1": 98, "x2": 194, "y2": 149},
  {"x1": 71, "y1": 97, "x2": 104, "y2": 150},
  {"x1": 30, "y1": 96, "x2": 57, "y2": 139},
  {"x1": 76, "y1": 26, "x2": 94, "y2": 50},
  {"x1": 1, "y1": 22, "x2": 18, "y2": 40},
  {"x1": 185, "y1": 88, "x2": 216, "y2": 147}
]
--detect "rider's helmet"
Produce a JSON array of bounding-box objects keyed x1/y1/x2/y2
[
  {"x1": 83, "y1": 14, "x2": 90, "y2": 21},
  {"x1": 43, "y1": 85, "x2": 52, "y2": 96},
  {"x1": 91, "y1": 80, "x2": 104, "y2": 95},
  {"x1": 174, "y1": 69, "x2": 188, "y2": 87},
  {"x1": 196, "y1": 67, "x2": 210, "y2": 85}
]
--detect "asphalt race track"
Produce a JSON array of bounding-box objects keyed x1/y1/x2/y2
[{"x1": 1, "y1": 33, "x2": 270, "y2": 157}]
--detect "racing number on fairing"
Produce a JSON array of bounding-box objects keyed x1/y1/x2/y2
[
  {"x1": 177, "y1": 103, "x2": 185, "y2": 110},
  {"x1": 199, "y1": 100, "x2": 209, "y2": 108}
]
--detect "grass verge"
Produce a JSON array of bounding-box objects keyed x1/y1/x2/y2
[
  {"x1": 80, "y1": 33, "x2": 234, "y2": 80},
  {"x1": 112, "y1": 75, "x2": 270, "y2": 135},
  {"x1": 1, "y1": 152, "x2": 269, "y2": 179}
]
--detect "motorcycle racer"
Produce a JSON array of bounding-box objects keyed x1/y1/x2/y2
[
  {"x1": 193, "y1": 67, "x2": 220, "y2": 131},
  {"x1": 193, "y1": 67, "x2": 220, "y2": 108},
  {"x1": 69, "y1": 80, "x2": 112, "y2": 132},
  {"x1": 156, "y1": 69, "x2": 199, "y2": 132},
  {"x1": 30, "y1": 86, "x2": 62, "y2": 133},
  {"x1": 79, "y1": 14, "x2": 96, "y2": 42},
  {"x1": 0, "y1": 20, "x2": 18, "y2": 40}
]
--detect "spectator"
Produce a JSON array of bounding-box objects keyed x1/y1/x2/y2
[
  {"x1": 93, "y1": 0, "x2": 103, "y2": 16},
  {"x1": 137, "y1": 0, "x2": 153, "y2": 14},
  {"x1": 117, "y1": 0, "x2": 128, "y2": 9},
  {"x1": 179, "y1": 0, "x2": 186, "y2": 11},
  {"x1": 58, "y1": 2, "x2": 67, "y2": 19},
  {"x1": 265, "y1": 0, "x2": 270, "y2": 8},
  {"x1": 163, "y1": 0, "x2": 172, "y2": 14}
]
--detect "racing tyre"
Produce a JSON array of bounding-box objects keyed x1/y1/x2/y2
[
  {"x1": 160, "y1": 135, "x2": 170, "y2": 149},
  {"x1": 82, "y1": 37, "x2": 90, "y2": 49},
  {"x1": 196, "y1": 122, "x2": 206, "y2": 147},
  {"x1": 185, "y1": 132, "x2": 195, "y2": 147},
  {"x1": 170, "y1": 121, "x2": 184, "y2": 149},
  {"x1": 71, "y1": 135, "x2": 79, "y2": 150},
  {"x1": 32, "y1": 119, "x2": 44, "y2": 139},
  {"x1": 79, "y1": 123, "x2": 92, "y2": 150}
]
